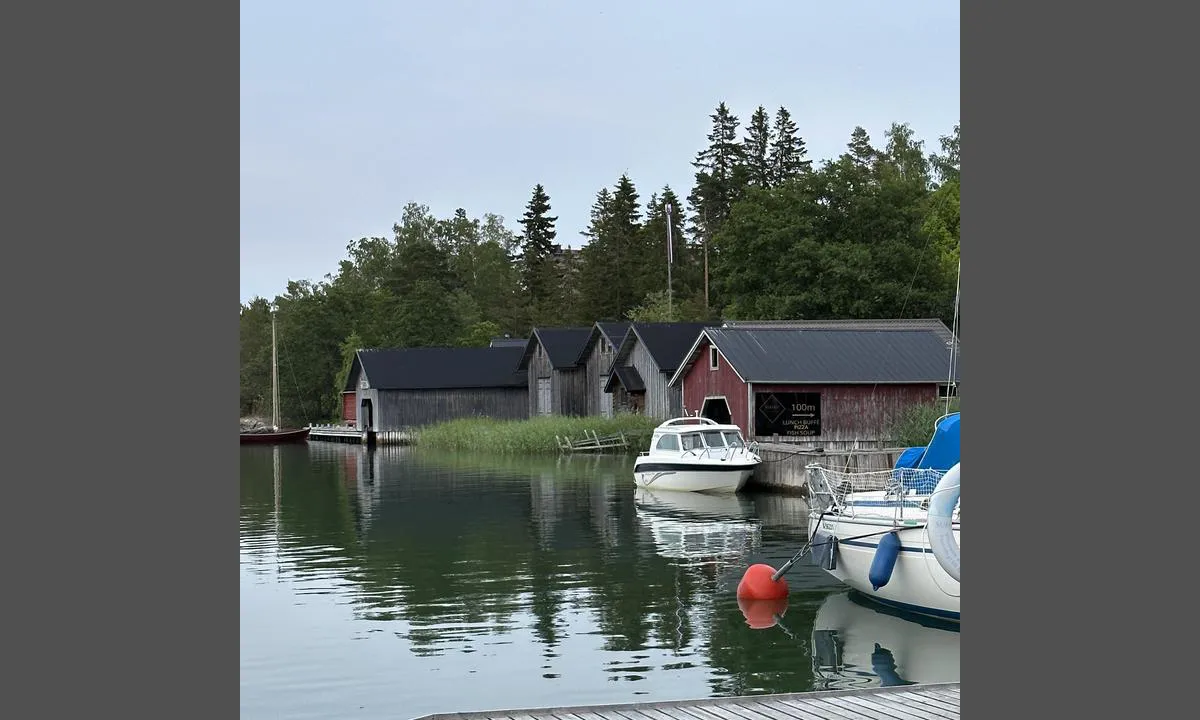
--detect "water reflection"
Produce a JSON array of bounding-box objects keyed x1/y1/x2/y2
[
  {"x1": 240, "y1": 444, "x2": 959, "y2": 719},
  {"x1": 810, "y1": 591, "x2": 961, "y2": 690},
  {"x1": 633, "y1": 488, "x2": 761, "y2": 567}
]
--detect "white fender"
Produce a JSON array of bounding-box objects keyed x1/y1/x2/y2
[{"x1": 928, "y1": 462, "x2": 960, "y2": 582}]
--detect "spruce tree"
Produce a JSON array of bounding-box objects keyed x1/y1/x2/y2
[
  {"x1": 743, "y1": 105, "x2": 773, "y2": 188},
  {"x1": 518, "y1": 183, "x2": 559, "y2": 323},
  {"x1": 768, "y1": 106, "x2": 812, "y2": 184}
]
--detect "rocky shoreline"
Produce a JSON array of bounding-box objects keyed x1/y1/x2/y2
[{"x1": 240, "y1": 417, "x2": 274, "y2": 433}]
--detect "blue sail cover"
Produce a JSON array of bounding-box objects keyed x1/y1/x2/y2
[{"x1": 915, "y1": 412, "x2": 959, "y2": 472}]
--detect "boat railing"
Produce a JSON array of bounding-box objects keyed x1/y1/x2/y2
[{"x1": 806, "y1": 464, "x2": 946, "y2": 517}]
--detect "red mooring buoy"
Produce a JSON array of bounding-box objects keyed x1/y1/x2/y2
[
  {"x1": 736, "y1": 563, "x2": 789, "y2": 601},
  {"x1": 737, "y1": 596, "x2": 789, "y2": 629}
]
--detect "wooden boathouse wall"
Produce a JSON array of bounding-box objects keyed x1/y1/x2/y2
[
  {"x1": 626, "y1": 340, "x2": 681, "y2": 420},
  {"x1": 680, "y1": 339, "x2": 750, "y2": 432},
  {"x1": 679, "y1": 336, "x2": 940, "y2": 448},
  {"x1": 360, "y1": 387, "x2": 528, "y2": 431},
  {"x1": 582, "y1": 333, "x2": 621, "y2": 418},
  {"x1": 527, "y1": 343, "x2": 587, "y2": 417}
]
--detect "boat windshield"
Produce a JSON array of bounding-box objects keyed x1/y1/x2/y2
[
  {"x1": 722, "y1": 430, "x2": 744, "y2": 448},
  {"x1": 680, "y1": 433, "x2": 704, "y2": 451},
  {"x1": 701, "y1": 430, "x2": 727, "y2": 448}
]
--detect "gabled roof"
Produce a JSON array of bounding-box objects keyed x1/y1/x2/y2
[
  {"x1": 488, "y1": 336, "x2": 527, "y2": 348},
  {"x1": 610, "y1": 322, "x2": 718, "y2": 375},
  {"x1": 720, "y1": 318, "x2": 957, "y2": 346},
  {"x1": 515, "y1": 326, "x2": 593, "y2": 371},
  {"x1": 668, "y1": 323, "x2": 961, "y2": 387},
  {"x1": 347, "y1": 345, "x2": 528, "y2": 391},
  {"x1": 573, "y1": 321, "x2": 632, "y2": 365},
  {"x1": 604, "y1": 365, "x2": 646, "y2": 394}
]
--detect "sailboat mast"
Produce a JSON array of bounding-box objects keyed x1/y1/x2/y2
[{"x1": 271, "y1": 308, "x2": 280, "y2": 431}]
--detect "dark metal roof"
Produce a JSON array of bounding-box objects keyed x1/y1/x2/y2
[
  {"x1": 352, "y1": 345, "x2": 528, "y2": 391},
  {"x1": 488, "y1": 336, "x2": 527, "y2": 348},
  {"x1": 611, "y1": 322, "x2": 717, "y2": 374},
  {"x1": 573, "y1": 321, "x2": 632, "y2": 365},
  {"x1": 680, "y1": 327, "x2": 960, "y2": 384},
  {"x1": 604, "y1": 365, "x2": 646, "y2": 393},
  {"x1": 719, "y1": 318, "x2": 957, "y2": 346},
  {"x1": 516, "y1": 326, "x2": 593, "y2": 371}
]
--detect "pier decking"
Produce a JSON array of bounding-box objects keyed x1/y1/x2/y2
[
  {"x1": 306, "y1": 424, "x2": 414, "y2": 445},
  {"x1": 412, "y1": 682, "x2": 960, "y2": 720}
]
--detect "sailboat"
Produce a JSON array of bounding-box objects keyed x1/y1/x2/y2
[{"x1": 240, "y1": 307, "x2": 310, "y2": 445}]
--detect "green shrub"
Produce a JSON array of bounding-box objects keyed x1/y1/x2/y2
[
  {"x1": 885, "y1": 398, "x2": 960, "y2": 447},
  {"x1": 414, "y1": 412, "x2": 662, "y2": 454}
]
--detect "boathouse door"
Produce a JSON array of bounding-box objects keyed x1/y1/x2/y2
[{"x1": 359, "y1": 399, "x2": 374, "y2": 431}]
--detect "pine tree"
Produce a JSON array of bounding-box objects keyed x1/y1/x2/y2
[
  {"x1": 847, "y1": 126, "x2": 876, "y2": 171},
  {"x1": 743, "y1": 105, "x2": 773, "y2": 188},
  {"x1": 768, "y1": 106, "x2": 812, "y2": 184},
  {"x1": 518, "y1": 183, "x2": 559, "y2": 323},
  {"x1": 688, "y1": 101, "x2": 745, "y2": 241}
]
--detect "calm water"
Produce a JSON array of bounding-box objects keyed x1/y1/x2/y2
[{"x1": 240, "y1": 443, "x2": 960, "y2": 719}]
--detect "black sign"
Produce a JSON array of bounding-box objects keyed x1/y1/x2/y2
[{"x1": 755, "y1": 392, "x2": 822, "y2": 437}]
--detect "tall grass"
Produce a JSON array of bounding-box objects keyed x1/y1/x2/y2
[
  {"x1": 414, "y1": 412, "x2": 662, "y2": 455},
  {"x1": 885, "y1": 398, "x2": 960, "y2": 447}
]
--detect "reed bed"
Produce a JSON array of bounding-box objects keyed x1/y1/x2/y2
[
  {"x1": 414, "y1": 413, "x2": 661, "y2": 455},
  {"x1": 886, "y1": 398, "x2": 960, "y2": 447}
]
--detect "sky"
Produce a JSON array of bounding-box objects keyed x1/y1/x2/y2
[{"x1": 240, "y1": 0, "x2": 960, "y2": 303}]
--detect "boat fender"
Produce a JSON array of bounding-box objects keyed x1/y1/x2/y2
[
  {"x1": 868, "y1": 532, "x2": 901, "y2": 590},
  {"x1": 928, "y1": 462, "x2": 961, "y2": 582}
]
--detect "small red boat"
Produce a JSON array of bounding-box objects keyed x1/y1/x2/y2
[{"x1": 239, "y1": 427, "x2": 310, "y2": 445}]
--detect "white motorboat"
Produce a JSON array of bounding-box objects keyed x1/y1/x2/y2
[
  {"x1": 804, "y1": 412, "x2": 960, "y2": 622},
  {"x1": 633, "y1": 417, "x2": 762, "y2": 494}
]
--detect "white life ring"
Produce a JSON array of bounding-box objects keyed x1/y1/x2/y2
[{"x1": 928, "y1": 462, "x2": 960, "y2": 582}]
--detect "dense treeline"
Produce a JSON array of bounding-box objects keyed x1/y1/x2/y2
[{"x1": 241, "y1": 102, "x2": 961, "y2": 424}]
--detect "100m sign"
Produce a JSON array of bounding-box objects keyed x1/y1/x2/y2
[{"x1": 754, "y1": 392, "x2": 822, "y2": 437}]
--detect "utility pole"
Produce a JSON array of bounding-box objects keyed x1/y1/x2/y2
[
  {"x1": 703, "y1": 208, "x2": 710, "y2": 313},
  {"x1": 665, "y1": 201, "x2": 674, "y2": 320}
]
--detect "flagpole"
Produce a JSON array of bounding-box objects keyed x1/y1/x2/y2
[{"x1": 665, "y1": 201, "x2": 674, "y2": 320}]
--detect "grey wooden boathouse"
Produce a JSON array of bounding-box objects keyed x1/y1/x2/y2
[
  {"x1": 515, "y1": 326, "x2": 593, "y2": 417},
  {"x1": 575, "y1": 321, "x2": 630, "y2": 418},
  {"x1": 604, "y1": 322, "x2": 716, "y2": 420},
  {"x1": 341, "y1": 345, "x2": 528, "y2": 431}
]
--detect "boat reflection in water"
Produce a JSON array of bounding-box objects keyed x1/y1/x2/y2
[
  {"x1": 633, "y1": 488, "x2": 762, "y2": 567},
  {"x1": 809, "y1": 590, "x2": 960, "y2": 690}
]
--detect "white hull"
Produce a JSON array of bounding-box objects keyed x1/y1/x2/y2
[
  {"x1": 632, "y1": 416, "x2": 761, "y2": 494},
  {"x1": 633, "y1": 464, "x2": 754, "y2": 494},
  {"x1": 809, "y1": 513, "x2": 960, "y2": 622},
  {"x1": 812, "y1": 590, "x2": 959, "y2": 688}
]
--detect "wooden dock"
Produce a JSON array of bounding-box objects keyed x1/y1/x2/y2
[
  {"x1": 555, "y1": 430, "x2": 631, "y2": 453},
  {"x1": 412, "y1": 682, "x2": 960, "y2": 720},
  {"x1": 307, "y1": 424, "x2": 414, "y2": 445}
]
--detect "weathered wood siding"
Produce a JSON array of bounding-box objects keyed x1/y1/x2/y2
[
  {"x1": 681, "y1": 338, "x2": 941, "y2": 445},
  {"x1": 553, "y1": 367, "x2": 588, "y2": 416},
  {"x1": 527, "y1": 342, "x2": 587, "y2": 417},
  {"x1": 583, "y1": 340, "x2": 618, "y2": 417},
  {"x1": 747, "y1": 382, "x2": 938, "y2": 443},
  {"x1": 527, "y1": 344, "x2": 552, "y2": 416},
  {"x1": 365, "y1": 388, "x2": 528, "y2": 431},
  {"x1": 628, "y1": 341, "x2": 679, "y2": 420},
  {"x1": 681, "y1": 339, "x2": 750, "y2": 434}
]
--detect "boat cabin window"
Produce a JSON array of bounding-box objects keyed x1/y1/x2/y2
[
  {"x1": 722, "y1": 430, "x2": 744, "y2": 448},
  {"x1": 656, "y1": 434, "x2": 680, "y2": 451},
  {"x1": 680, "y1": 433, "x2": 703, "y2": 451},
  {"x1": 701, "y1": 430, "x2": 727, "y2": 447}
]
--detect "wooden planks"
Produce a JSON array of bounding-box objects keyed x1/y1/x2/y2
[{"x1": 411, "y1": 683, "x2": 960, "y2": 720}]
